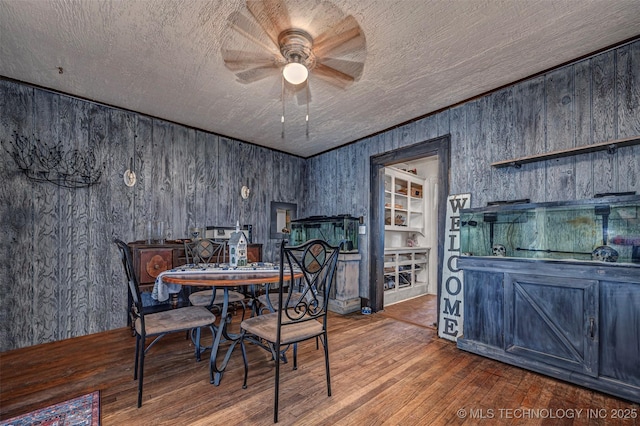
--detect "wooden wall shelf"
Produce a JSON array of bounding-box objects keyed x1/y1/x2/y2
[{"x1": 492, "y1": 136, "x2": 640, "y2": 169}]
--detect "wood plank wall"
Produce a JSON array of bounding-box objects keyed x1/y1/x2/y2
[
  {"x1": 0, "y1": 83, "x2": 305, "y2": 351},
  {"x1": 302, "y1": 40, "x2": 640, "y2": 306},
  {"x1": 1, "y1": 40, "x2": 638, "y2": 352}
]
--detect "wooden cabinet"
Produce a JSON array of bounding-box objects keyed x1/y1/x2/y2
[
  {"x1": 328, "y1": 253, "x2": 362, "y2": 314},
  {"x1": 129, "y1": 241, "x2": 263, "y2": 288},
  {"x1": 504, "y1": 273, "x2": 599, "y2": 377},
  {"x1": 129, "y1": 241, "x2": 185, "y2": 287},
  {"x1": 244, "y1": 244, "x2": 262, "y2": 263},
  {"x1": 125, "y1": 240, "x2": 263, "y2": 325},
  {"x1": 458, "y1": 256, "x2": 640, "y2": 403},
  {"x1": 138, "y1": 249, "x2": 173, "y2": 284}
]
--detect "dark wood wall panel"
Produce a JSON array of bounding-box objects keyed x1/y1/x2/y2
[
  {"x1": 489, "y1": 89, "x2": 517, "y2": 202},
  {"x1": 514, "y1": 76, "x2": 546, "y2": 202},
  {"x1": 217, "y1": 138, "x2": 238, "y2": 223},
  {"x1": 133, "y1": 114, "x2": 153, "y2": 235},
  {"x1": 303, "y1": 39, "x2": 640, "y2": 307},
  {"x1": 151, "y1": 120, "x2": 173, "y2": 225},
  {"x1": 171, "y1": 125, "x2": 195, "y2": 237},
  {"x1": 575, "y1": 58, "x2": 594, "y2": 199},
  {"x1": 545, "y1": 66, "x2": 576, "y2": 201},
  {"x1": 2, "y1": 82, "x2": 36, "y2": 349},
  {"x1": 1, "y1": 40, "x2": 638, "y2": 351},
  {"x1": 199, "y1": 132, "x2": 220, "y2": 227},
  {"x1": 103, "y1": 108, "x2": 133, "y2": 327},
  {"x1": 448, "y1": 105, "x2": 467, "y2": 195},
  {"x1": 60, "y1": 96, "x2": 90, "y2": 337},
  {"x1": 87, "y1": 103, "x2": 108, "y2": 334},
  {"x1": 616, "y1": 42, "x2": 640, "y2": 194},
  {"x1": 469, "y1": 96, "x2": 493, "y2": 206},
  {"x1": 0, "y1": 81, "x2": 305, "y2": 351},
  {"x1": 32, "y1": 88, "x2": 60, "y2": 345},
  {"x1": 592, "y1": 51, "x2": 618, "y2": 195},
  {"x1": 302, "y1": 156, "x2": 320, "y2": 217},
  {"x1": 237, "y1": 142, "x2": 266, "y2": 234},
  {"x1": 266, "y1": 149, "x2": 305, "y2": 261}
]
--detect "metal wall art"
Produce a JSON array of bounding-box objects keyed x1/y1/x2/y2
[{"x1": 2, "y1": 132, "x2": 103, "y2": 188}]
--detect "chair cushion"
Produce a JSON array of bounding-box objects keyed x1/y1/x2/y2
[
  {"x1": 189, "y1": 289, "x2": 245, "y2": 306},
  {"x1": 257, "y1": 292, "x2": 304, "y2": 312},
  {"x1": 136, "y1": 306, "x2": 215, "y2": 336},
  {"x1": 241, "y1": 312, "x2": 323, "y2": 345}
]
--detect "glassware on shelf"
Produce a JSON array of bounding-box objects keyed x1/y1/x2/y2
[{"x1": 153, "y1": 221, "x2": 165, "y2": 244}]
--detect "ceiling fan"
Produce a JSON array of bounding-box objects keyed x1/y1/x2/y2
[{"x1": 222, "y1": 0, "x2": 367, "y2": 104}]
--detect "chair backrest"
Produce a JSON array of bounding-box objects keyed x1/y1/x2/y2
[
  {"x1": 184, "y1": 238, "x2": 226, "y2": 264},
  {"x1": 114, "y1": 238, "x2": 146, "y2": 329},
  {"x1": 277, "y1": 239, "x2": 344, "y2": 331}
]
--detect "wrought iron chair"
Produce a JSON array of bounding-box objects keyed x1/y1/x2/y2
[
  {"x1": 239, "y1": 239, "x2": 344, "y2": 423},
  {"x1": 255, "y1": 260, "x2": 317, "y2": 352},
  {"x1": 256, "y1": 286, "x2": 305, "y2": 313},
  {"x1": 114, "y1": 239, "x2": 216, "y2": 408},
  {"x1": 184, "y1": 237, "x2": 226, "y2": 265},
  {"x1": 184, "y1": 239, "x2": 247, "y2": 319}
]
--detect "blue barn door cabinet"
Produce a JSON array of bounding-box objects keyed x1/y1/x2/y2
[{"x1": 457, "y1": 195, "x2": 640, "y2": 404}]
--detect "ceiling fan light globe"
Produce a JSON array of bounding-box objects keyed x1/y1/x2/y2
[{"x1": 283, "y1": 62, "x2": 308, "y2": 85}]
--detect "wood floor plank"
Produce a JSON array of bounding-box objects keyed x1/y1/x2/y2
[{"x1": 1, "y1": 295, "x2": 637, "y2": 425}]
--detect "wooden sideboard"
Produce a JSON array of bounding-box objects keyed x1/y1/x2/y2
[
  {"x1": 126, "y1": 240, "x2": 262, "y2": 323},
  {"x1": 128, "y1": 240, "x2": 263, "y2": 287}
]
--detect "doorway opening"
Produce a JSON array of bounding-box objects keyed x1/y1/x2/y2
[
  {"x1": 368, "y1": 135, "x2": 450, "y2": 325},
  {"x1": 382, "y1": 157, "x2": 439, "y2": 306}
]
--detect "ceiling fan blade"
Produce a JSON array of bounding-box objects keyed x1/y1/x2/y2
[
  {"x1": 228, "y1": 11, "x2": 281, "y2": 56},
  {"x1": 315, "y1": 58, "x2": 365, "y2": 81},
  {"x1": 295, "y1": 82, "x2": 312, "y2": 106},
  {"x1": 222, "y1": 49, "x2": 280, "y2": 71},
  {"x1": 246, "y1": 0, "x2": 291, "y2": 47},
  {"x1": 235, "y1": 64, "x2": 280, "y2": 84},
  {"x1": 306, "y1": 1, "x2": 342, "y2": 32},
  {"x1": 268, "y1": 76, "x2": 283, "y2": 100},
  {"x1": 313, "y1": 15, "x2": 365, "y2": 58},
  {"x1": 312, "y1": 63, "x2": 356, "y2": 89},
  {"x1": 272, "y1": 76, "x2": 309, "y2": 103},
  {"x1": 296, "y1": 84, "x2": 313, "y2": 105}
]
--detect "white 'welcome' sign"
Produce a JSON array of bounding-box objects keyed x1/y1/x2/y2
[{"x1": 438, "y1": 193, "x2": 471, "y2": 342}]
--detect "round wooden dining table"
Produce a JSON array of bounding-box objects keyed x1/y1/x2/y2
[{"x1": 161, "y1": 267, "x2": 302, "y2": 386}]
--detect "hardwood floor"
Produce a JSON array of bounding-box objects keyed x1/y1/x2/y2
[{"x1": 1, "y1": 294, "x2": 638, "y2": 425}]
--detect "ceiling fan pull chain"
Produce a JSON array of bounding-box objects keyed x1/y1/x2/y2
[
  {"x1": 306, "y1": 80, "x2": 310, "y2": 138},
  {"x1": 281, "y1": 74, "x2": 285, "y2": 139}
]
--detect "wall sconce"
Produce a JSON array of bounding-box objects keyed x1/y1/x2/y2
[
  {"x1": 241, "y1": 185, "x2": 250, "y2": 199},
  {"x1": 123, "y1": 157, "x2": 136, "y2": 187}
]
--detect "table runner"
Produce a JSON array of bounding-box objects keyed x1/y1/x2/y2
[{"x1": 152, "y1": 263, "x2": 281, "y2": 302}]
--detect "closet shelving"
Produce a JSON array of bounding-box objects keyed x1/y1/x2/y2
[
  {"x1": 383, "y1": 167, "x2": 429, "y2": 302},
  {"x1": 383, "y1": 247, "x2": 430, "y2": 290},
  {"x1": 384, "y1": 168, "x2": 424, "y2": 233}
]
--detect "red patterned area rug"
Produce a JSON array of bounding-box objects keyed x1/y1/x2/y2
[{"x1": 0, "y1": 391, "x2": 100, "y2": 426}]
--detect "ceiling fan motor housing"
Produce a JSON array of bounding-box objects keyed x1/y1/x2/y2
[{"x1": 278, "y1": 29, "x2": 316, "y2": 70}]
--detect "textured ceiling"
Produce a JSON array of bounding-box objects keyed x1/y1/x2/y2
[{"x1": 1, "y1": 1, "x2": 639, "y2": 158}]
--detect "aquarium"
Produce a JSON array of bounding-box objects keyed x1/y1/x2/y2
[
  {"x1": 460, "y1": 194, "x2": 640, "y2": 264},
  {"x1": 290, "y1": 215, "x2": 359, "y2": 252}
]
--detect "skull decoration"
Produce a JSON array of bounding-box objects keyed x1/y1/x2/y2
[
  {"x1": 591, "y1": 245, "x2": 619, "y2": 262},
  {"x1": 492, "y1": 244, "x2": 506, "y2": 257}
]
